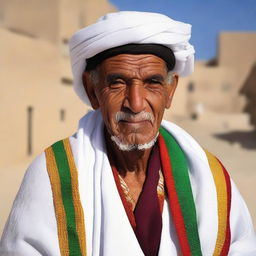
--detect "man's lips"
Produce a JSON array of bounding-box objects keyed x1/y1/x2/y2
[
  {"x1": 118, "y1": 120, "x2": 152, "y2": 127},
  {"x1": 120, "y1": 119, "x2": 148, "y2": 123}
]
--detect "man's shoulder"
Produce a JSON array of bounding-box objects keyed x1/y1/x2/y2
[
  {"x1": 20, "y1": 152, "x2": 49, "y2": 193},
  {"x1": 161, "y1": 120, "x2": 206, "y2": 156},
  {"x1": 25, "y1": 151, "x2": 47, "y2": 177}
]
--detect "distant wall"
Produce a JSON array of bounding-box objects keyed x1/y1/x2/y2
[
  {"x1": 185, "y1": 33, "x2": 256, "y2": 116},
  {"x1": 59, "y1": 0, "x2": 117, "y2": 41},
  {"x1": 83, "y1": 0, "x2": 117, "y2": 25},
  {"x1": 0, "y1": 29, "x2": 85, "y2": 167},
  {"x1": 1, "y1": 0, "x2": 117, "y2": 45},
  {"x1": 0, "y1": 0, "x2": 7, "y2": 23},
  {"x1": 2, "y1": 0, "x2": 59, "y2": 43},
  {"x1": 240, "y1": 64, "x2": 256, "y2": 128},
  {"x1": 219, "y1": 32, "x2": 256, "y2": 73}
]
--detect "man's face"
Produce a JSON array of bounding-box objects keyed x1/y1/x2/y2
[{"x1": 84, "y1": 54, "x2": 178, "y2": 148}]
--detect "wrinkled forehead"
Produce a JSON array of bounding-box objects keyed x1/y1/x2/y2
[{"x1": 98, "y1": 54, "x2": 169, "y2": 77}]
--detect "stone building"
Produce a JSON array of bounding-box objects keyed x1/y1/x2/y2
[
  {"x1": 0, "y1": 0, "x2": 116, "y2": 43},
  {"x1": 241, "y1": 63, "x2": 256, "y2": 128},
  {"x1": 183, "y1": 32, "x2": 256, "y2": 119},
  {"x1": 0, "y1": 0, "x2": 116, "y2": 168}
]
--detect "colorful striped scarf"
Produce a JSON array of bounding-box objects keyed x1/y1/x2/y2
[
  {"x1": 159, "y1": 127, "x2": 231, "y2": 255},
  {"x1": 45, "y1": 127, "x2": 231, "y2": 256}
]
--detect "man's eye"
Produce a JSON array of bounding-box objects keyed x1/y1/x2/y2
[
  {"x1": 109, "y1": 79, "x2": 126, "y2": 88},
  {"x1": 150, "y1": 79, "x2": 161, "y2": 84},
  {"x1": 146, "y1": 79, "x2": 163, "y2": 86},
  {"x1": 111, "y1": 79, "x2": 124, "y2": 84}
]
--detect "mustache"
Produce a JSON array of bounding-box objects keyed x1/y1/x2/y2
[{"x1": 115, "y1": 111, "x2": 154, "y2": 123}]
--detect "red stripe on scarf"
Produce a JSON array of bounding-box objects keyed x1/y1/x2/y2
[
  {"x1": 158, "y1": 135, "x2": 191, "y2": 255},
  {"x1": 218, "y1": 159, "x2": 231, "y2": 256}
]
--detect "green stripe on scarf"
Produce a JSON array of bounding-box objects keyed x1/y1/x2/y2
[
  {"x1": 160, "y1": 127, "x2": 202, "y2": 255},
  {"x1": 52, "y1": 141, "x2": 82, "y2": 256}
]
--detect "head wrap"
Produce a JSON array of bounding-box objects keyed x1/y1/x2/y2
[{"x1": 69, "y1": 11, "x2": 195, "y2": 106}]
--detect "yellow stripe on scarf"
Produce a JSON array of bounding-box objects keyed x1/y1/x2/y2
[
  {"x1": 45, "y1": 146, "x2": 69, "y2": 256},
  {"x1": 204, "y1": 149, "x2": 228, "y2": 256},
  {"x1": 63, "y1": 138, "x2": 87, "y2": 256}
]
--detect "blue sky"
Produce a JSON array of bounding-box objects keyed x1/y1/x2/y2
[{"x1": 109, "y1": 0, "x2": 256, "y2": 60}]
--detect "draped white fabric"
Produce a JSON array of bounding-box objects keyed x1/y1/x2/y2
[
  {"x1": 69, "y1": 11, "x2": 195, "y2": 106},
  {"x1": 1, "y1": 110, "x2": 256, "y2": 255}
]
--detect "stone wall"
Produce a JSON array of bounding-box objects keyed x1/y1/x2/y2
[
  {"x1": 185, "y1": 32, "x2": 256, "y2": 117},
  {"x1": 241, "y1": 63, "x2": 256, "y2": 127},
  {"x1": 1, "y1": 0, "x2": 60, "y2": 43},
  {"x1": 219, "y1": 32, "x2": 256, "y2": 73}
]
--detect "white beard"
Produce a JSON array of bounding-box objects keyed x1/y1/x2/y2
[{"x1": 110, "y1": 132, "x2": 159, "y2": 151}]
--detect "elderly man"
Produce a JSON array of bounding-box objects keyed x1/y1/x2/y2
[{"x1": 1, "y1": 11, "x2": 256, "y2": 256}]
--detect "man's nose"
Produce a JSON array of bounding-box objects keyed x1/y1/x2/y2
[{"x1": 123, "y1": 81, "x2": 145, "y2": 113}]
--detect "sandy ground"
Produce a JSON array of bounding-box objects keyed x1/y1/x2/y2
[{"x1": 0, "y1": 114, "x2": 255, "y2": 237}]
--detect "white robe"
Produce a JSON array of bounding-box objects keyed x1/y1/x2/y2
[{"x1": 1, "y1": 110, "x2": 256, "y2": 255}]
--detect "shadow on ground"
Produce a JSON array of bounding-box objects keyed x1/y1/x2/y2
[{"x1": 213, "y1": 130, "x2": 256, "y2": 150}]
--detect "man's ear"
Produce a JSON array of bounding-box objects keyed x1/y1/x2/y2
[
  {"x1": 82, "y1": 72, "x2": 100, "y2": 109},
  {"x1": 165, "y1": 73, "x2": 179, "y2": 109}
]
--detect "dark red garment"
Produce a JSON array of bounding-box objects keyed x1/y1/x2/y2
[
  {"x1": 133, "y1": 145, "x2": 162, "y2": 256},
  {"x1": 108, "y1": 141, "x2": 163, "y2": 256}
]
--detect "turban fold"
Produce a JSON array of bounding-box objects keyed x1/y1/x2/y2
[{"x1": 69, "y1": 11, "x2": 195, "y2": 106}]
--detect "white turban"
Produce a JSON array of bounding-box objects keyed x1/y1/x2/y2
[{"x1": 69, "y1": 11, "x2": 195, "y2": 106}]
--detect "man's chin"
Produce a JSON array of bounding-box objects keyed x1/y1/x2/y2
[{"x1": 110, "y1": 132, "x2": 159, "y2": 152}]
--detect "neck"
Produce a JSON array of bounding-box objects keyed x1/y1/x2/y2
[{"x1": 105, "y1": 129, "x2": 153, "y2": 177}]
